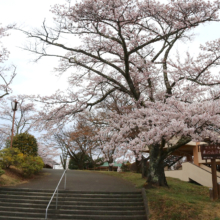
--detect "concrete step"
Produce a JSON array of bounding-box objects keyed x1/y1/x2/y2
[
  {"x1": 57, "y1": 197, "x2": 143, "y2": 202},
  {"x1": 0, "y1": 210, "x2": 146, "y2": 220},
  {"x1": 0, "y1": 211, "x2": 45, "y2": 218},
  {"x1": 0, "y1": 188, "x2": 55, "y2": 193},
  {"x1": 0, "y1": 191, "x2": 53, "y2": 196},
  {"x1": 48, "y1": 214, "x2": 147, "y2": 220},
  {"x1": 0, "y1": 202, "x2": 144, "y2": 210},
  {"x1": 0, "y1": 188, "x2": 148, "y2": 220},
  {"x1": 0, "y1": 199, "x2": 143, "y2": 207},
  {"x1": 0, "y1": 191, "x2": 141, "y2": 199},
  {"x1": 0, "y1": 207, "x2": 145, "y2": 215},
  {"x1": 0, "y1": 217, "x2": 46, "y2": 220},
  {"x1": 0, "y1": 194, "x2": 51, "y2": 200},
  {"x1": 0, "y1": 198, "x2": 56, "y2": 204},
  {"x1": 0, "y1": 193, "x2": 141, "y2": 199},
  {"x1": 0, "y1": 216, "x2": 146, "y2": 220},
  {"x1": 0, "y1": 188, "x2": 140, "y2": 194},
  {"x1": 0, "y1": 196, "x2": 143, "y2": 203}
]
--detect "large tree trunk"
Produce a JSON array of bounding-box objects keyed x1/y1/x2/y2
[
  {"x1": 142, "y1": 156, "x2": 148, "y2": 178},
  {"x1": 135, "y1": 158, "x2": 142, "y2": 173},
  {"x1": 60, "y1": 155, "x2": 67, "y2": 169},
  {"x1": 108, "y1": 157, "x2": 113, "y2": 171},
  {"x1": 147, "y1": 144, "x2": 168, "y2": 187}
]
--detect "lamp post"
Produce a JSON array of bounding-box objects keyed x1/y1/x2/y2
[{"x1": 10, "y1": 100, "x2": 18, "y2": 148}]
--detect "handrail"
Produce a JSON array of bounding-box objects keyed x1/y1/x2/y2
[{"x1": 45, "y1": 169, "x2": 67, "y2": 219}]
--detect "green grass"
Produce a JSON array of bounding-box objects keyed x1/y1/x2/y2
[{"x1": 91, "y1": 171, "x2": 220, "y2": 220}]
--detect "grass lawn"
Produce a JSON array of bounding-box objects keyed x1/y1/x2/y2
[
  {"x1": 0, "y1": 166, "x2": 48, "y2": 187},
  {"x1": 97, "y1": 171, "x2": 220, "y2": 220}
]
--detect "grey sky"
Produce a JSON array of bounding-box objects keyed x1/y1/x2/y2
[
  {"x1": 0, "y1": 0, "x2": 68, "y2": 96},
  {"x1": 0, "y1": 0, "x2": 219, "y2": 98}
]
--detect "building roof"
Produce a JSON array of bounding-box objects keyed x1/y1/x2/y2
[{"x1": 100, "y1": 162, "x2": 122, "y2": 167}]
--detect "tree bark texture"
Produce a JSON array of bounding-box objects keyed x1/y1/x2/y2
[
  {"x1": 135, "y1": 158, "x2": 142, "y2": 173},
  {"x1": 142, "y1": 156, "x2": 148, "y2": 178},
  {"x1": 60, "y1": 155, "x2": 66, "y2": 169},
  {"x1": 108, "y1": 157, "x2": 113, "y2": 171},
  {"x1": 147, "y1": 144, "x2": 168, "y2": 187}
]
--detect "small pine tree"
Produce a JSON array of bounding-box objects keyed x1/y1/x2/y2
[{"x1": 12, "y1": 133, "x2": 38, "y2": 156}]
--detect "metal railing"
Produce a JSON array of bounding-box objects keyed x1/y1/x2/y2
[{"x1": 45, "y1": 169, "x2": 67, "y2": 219}]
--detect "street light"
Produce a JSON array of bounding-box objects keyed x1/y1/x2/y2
[{"x1": 10, "y1": 100, "x2": 18, "y2": 148}]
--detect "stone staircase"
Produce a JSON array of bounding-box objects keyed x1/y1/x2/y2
[{"x1": 0, "y1": 188, "x2": 149, "y2": 219}]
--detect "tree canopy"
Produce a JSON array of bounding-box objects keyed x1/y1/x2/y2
[
  {"x1": 0, "y1": 25, "x2": 16, "y2": 99},
  {"x1": 68, "y1": 152, "x2": 94, "y2": 170},
  {"x1": 21, "y1": 0, "x2": 220, "y2": 186}
]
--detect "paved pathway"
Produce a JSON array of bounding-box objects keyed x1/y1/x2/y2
[{"x1": 5, "y1": 169, "x2": 138, "y2": 192}]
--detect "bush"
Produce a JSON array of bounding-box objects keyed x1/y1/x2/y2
[
  {"x1": 21, "y1": 156, "x2": 44, "y2": 177},
  {"x1": 0, "y1": 148, "x2": 23, "y2": 169},
  {"x1": 13, "y1": 133, "x2": 38, "y2": 156},
  {"x1": 121, "y1": 162, "x2": 131, "y2": 172},
  {"x1": 0, "y1": 148, "x2": 44, "y2": 177}
]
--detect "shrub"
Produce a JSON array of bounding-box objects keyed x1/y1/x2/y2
[
  {"x1": 21, "y1": 156, "x2": 44, "y2": 177},
  {"x1": 121, "y1": 162, "x2": 131, "y2": 172},
  {"x1": 13, "y1": 133, "x2": 38, "y2": 156},
  {"x1": 0, "y1": 148, "x2": 23, "y2": 169},
  {"x1": 0, "y1": 148, "x2": 44, "y2": 177}
]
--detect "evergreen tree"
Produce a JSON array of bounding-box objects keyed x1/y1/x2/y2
[
  {"x1": 69, "y1": 152, "x2": 94, "y2": 170},
  {"x1": 12, "y1": 133, "x2": 38, "y2": 156}
]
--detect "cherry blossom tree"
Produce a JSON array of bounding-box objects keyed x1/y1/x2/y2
[
  {"x1": 0, "y1": 95, "x2": 38, "y2": 140},
  {"x1": 51, "y1": 132, "x2": 69, "y2": 169},
  {"x1": 0, "y1": 25, "x2": 16, "y2": 99},
  {"x1": 0, "y1": 129, "x2": 9, "y2": 149},
  {"x1": 91, "y1": 97, "x2": 139, "y2": 170},
  {"x1": 38, "y1": 143, "x2": 60, "y2": 168},
  {"x1": 20, "y1": 0, "x2": 220, "y2": 186},
  {"x1": 53, "y1": 116, "x2": 99, "y2": 169}
]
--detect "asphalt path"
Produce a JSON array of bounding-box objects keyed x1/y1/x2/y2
[{"x1": 4, "y1": 169, "x2": 138, "y2": 192}]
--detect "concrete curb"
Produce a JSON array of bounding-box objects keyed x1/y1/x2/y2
[{"x1": 142, "y1": 188, "x2": 150, "y2": 220}]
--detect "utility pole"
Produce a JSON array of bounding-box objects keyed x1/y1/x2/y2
[{"x1": 10, "y1": 100, "x2": 18, "y2": 148}]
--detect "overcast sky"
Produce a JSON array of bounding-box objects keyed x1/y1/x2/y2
[
  {"x1": 0, "y1": 0, "x2": 219, "y2": 161},
  {"x1": 0, "y1": 0, "x2": 220, "y2": 98},
  {"x1": 0, "y1": 0, "x2": 69, "y2": 97}
]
